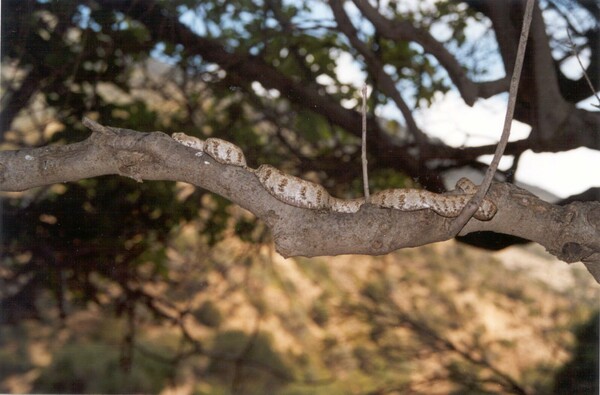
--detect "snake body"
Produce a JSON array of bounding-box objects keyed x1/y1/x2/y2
[
  {"x1": 172, "y1": 133, "x2": 497, "y2": 220},
  {"x1": 173, "y1": 133, "x2": 247, "y2": 167},
  {"x1": 255, "y1": 165, "x2": 330, "y2": 210}
]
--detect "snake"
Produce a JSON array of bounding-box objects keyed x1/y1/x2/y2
[{"x1": 172, "y1": 133, "x2": 497, "y2": 220}]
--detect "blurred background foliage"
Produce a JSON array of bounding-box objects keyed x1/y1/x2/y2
[{"x1": 0, "y1": 0, "x2": 598, "y2": 393}]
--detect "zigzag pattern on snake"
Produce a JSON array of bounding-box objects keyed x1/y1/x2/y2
[{"x1": 172, "y1": 133, "x2": 497, "y2": 220}]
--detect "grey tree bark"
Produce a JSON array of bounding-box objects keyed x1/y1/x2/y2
[{"x1": 1, "y1": 119, "x2": 598, "y2": 283}]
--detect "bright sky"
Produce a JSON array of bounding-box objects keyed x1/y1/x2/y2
[
  {"x1": 330, "y1": 9, "x2": 600, "y2": 200},
  {"x1": 418, "y1": 92, "x2": 600, "y2": 199}
]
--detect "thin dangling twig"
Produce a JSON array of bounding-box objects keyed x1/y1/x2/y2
[
  {"x1": 361, "y1": 84, "x2": 370, "y2": 202},
  {"x1": 448, "y1": 0, "x2": 535, "y2": 236}
]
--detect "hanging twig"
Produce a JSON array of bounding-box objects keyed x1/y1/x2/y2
[
  {"x1": 361, "y1": 84, "x2": 371, "y2": 201},
  {"x1": 566, "y1": 28, "x2": 600, "y2": 108},
  {"x1": 448, "y1": 0, "x2": 536, "y2": 236}
]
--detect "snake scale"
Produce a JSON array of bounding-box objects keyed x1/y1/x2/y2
[{"x1": 172, "y1": 133, "x2": 497, "y2": 220}]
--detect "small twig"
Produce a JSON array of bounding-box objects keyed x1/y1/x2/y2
[
  {"x1": 82, "y1": 116, "x2": 113, "y2": 135},
  {"x1": 448, "y1": 0, "x2": 535, "y2": 236},
  {"x1": 566, "y1": 28, "x2": 600, "y2": 108},
  {"x1": 361, "y1": 84, "x2": 370, "y2": 201}
]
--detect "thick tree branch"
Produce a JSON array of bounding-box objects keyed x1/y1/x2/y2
[{"x1": 1, "y1": 121, "x2": 599, "y2": 283}]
